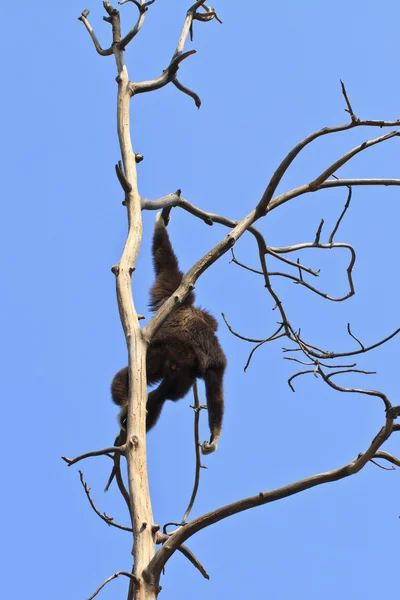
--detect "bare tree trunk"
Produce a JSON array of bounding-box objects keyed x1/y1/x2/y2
[{"x1": 115, "y1": 64, "x2": 156, "y2": 600}]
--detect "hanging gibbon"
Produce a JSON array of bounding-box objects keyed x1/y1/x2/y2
[{"x1": 111, "y1": 211, "x2": 227, "y2": 454}]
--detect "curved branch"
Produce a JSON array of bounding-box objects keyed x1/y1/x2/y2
[
  {"x1": 172, "y1": 78, "x2": 201, "y2": 108},
  {"x1": 181, "y1": 381, "x2": 203, "y2": 524},
  {"x1": 256, "y1": 118, "x2": 400, "y2": 215},
  {"x1": 118, "y1": 0, "x2": 156, "y2": 49},
  {"x1": 373, "y1": 450, "x2": 400, "y2": 467},
  {"x1": 88, "y1": 571, "x2": 138, "y2": 600},
  {"x1": 145, "y1": 413, "x2": 396, "y2": 584},
  {"x1": 78, "y1": 11, "x2": 113, "y2": 56},
  {"x1": 308, "y1": 131, "x2": 399, "y2": 191},
  {"x1": 79, "y1": 470, "x2": 132, "y2": 532},
  {"x1": 269, "y1": 178, "x2": 400, "y2": 212},
  {"x1": 268, "y1": 242, "x2": 356, "y2": 302},
  {"x1": 319, "y1": 366, "x2": 390, "y2": 411},
  {"x1": 61, "y1": 445, "x2": 125, "y2": 467},
  {"x1": 156, "y1": 532, "x2": 209, "y2": 579},
  {"x1": 129, "y1": 50, "x2": 197, "y2": 95}
]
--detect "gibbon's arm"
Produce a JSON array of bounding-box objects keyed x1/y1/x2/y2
[
  {"x1": 201, "y1": 366, "x2": 225, "y2": 455},
  {"x1": 149, "y1": 212, "x2": 195, "y2": 311},
  {"x1": 152, "y1": 212, "x2": 180, "y2": 276}
]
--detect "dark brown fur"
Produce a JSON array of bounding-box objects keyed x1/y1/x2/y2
[{"x1": 111, "y1": 213, "x2": 227, "y2": 453}]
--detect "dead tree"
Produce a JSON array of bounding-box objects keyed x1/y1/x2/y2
[{"x1": 63, "y1": 2, "x2": 400, "y2": 599}]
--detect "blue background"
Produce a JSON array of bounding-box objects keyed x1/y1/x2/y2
[{"x1": 2, "y1": 1, "x2": 400, "y2": 598}]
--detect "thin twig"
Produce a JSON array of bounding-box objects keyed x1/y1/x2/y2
[
  {"x1": 347, "y1": 323, "x2": 365, "y2": 350},
  {"x1": 156, "y1": 532, "x2": 210, "y2": 579},
  {"x1": 182, "y1": 381, "x2": 203, "y2": 523},
  {"x1": 78, "y1": 470, "x2": 132, "y2": 532},
  {"x1": 172, "y1": 79, "x2": 202, "y2": 108},
  {"x1": 314, "y1": 218, "x2": 324, "y2": 244},
  {"x1": 222, "y1": 312, "x2": 271, "y2": 343},
  {"x1": 284, "y1": 356, "x2": 356, "y2": 369},
  {"x1": 329, "y1": 186, "x2": 352, "y2": 243},
  {"x1": 230, "y1": 248, "x2": 263, "y2": 275},
  {"x1": 62, "y1": 445, "x2": 126, "y2": 467},
  {"x1": 373, "y1": 450, "x2": 400, "y2": 468},
  {"x1": 296, "y1": 258, "x2": 303, "y2": 282},
  {"x1": 267, "y1": 247, "x2": 320, "y2": 277},
  {"x1": 369, "y1": 458, "x2": 395, "y2": 471},
  {"x1": 318, "y1": 366, "x2": 391, "y2": 411},
  {"x1": 269, "y1": 241, "x2": 356, "y2": 303},
  {"x1": 244, "y1": 333, "x2": 287, "y2": 372},
  {"x1": 88, "y1": 571, "x2": 138, "y2": 600},
  {"x1": 288, "y1": 369, "x2": 316, "y2": 391},
  {"x1": 340, "y1": 80, "x2": 358, "y2": 122}
]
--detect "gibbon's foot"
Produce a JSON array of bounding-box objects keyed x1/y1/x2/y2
[{"x1": 201, "y1": 439, "x2": 218, "y2": 455}]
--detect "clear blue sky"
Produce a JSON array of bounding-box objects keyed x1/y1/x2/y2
[{"x1": 2, "y1": 1, "x2": 400, "y2": 598}]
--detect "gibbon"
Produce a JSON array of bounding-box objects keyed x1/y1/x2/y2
[{"x1": 111, "y1": 211, "x2": 227, "y2": 454}]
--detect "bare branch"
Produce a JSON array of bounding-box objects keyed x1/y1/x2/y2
[
  {"x1": 203, "y1": 3, "x2": 223, "y2": 23},
  {"x1": 230, "y1": 248, "x2": 263, "y2": 275},
  {"x1": 258, "y1": 118, "x2": 400, "y2": 215},
  {"x1": 340, "y1": 80, "x2": 357, "y2": 122},
  {"x1": 288, "y1": 369, "x2": 315, "y2": 391},
  {"x1": 373, "y1": 450, "x2": 400, "y2": 468},
  {"x1": 61, "y1": 445, "x2": 125, "y2": 467},
  {"x1": 182, "y1": 381, "x2": 204, "y2": 523},
  {"x1": 141, "y1": 192, "x2": 216, "y2": 225},
  {"x1": 270, "y1": 178, "x2": 400, "y2": 212},
  {"x1": 118, "y1": 0, "x2": 156, "y2": 49},
  {"x1": 156, "y1": 532, "x2": 210, "y2": 579},
  {"x1": 78, "y1": 470, "x2": 132, "y2": 532},
  {"x1": 145, "y1": 412, "x2": 396, "y2": 583},
  {"x1": 222, "y1": 312, "x2": 270, "y2": 343},
  {"x1": 309, "y1": 131, "x2": 400, "y2": 192},
  {"x1": 319, "y1": 367, "x2": 390, "y2": 411},
  {"x1": 314, "y1": 218, "x2": 324, "y2": 244},
  {"x1": 104, "y1": 430, "x2": 131, "y2": 511},
  {"x1": 268, "y1": 242, "x2": 356, "y2": 303},
  {"x1": 103, "y1": 1, "x2": 122, "y2": 45},
  {"x1": 267, "y1": 247, "x2": 320, "y2": 277},
  {"x1": 129, "y1": 49, "x2": 197, "y2": 95},
  {"x1": 244, "y1": 331, "x2": 287, "y2": 372},
  {"x1": 329, "y1": 186, "x2": 352, "y2": 243},
  {"x1": 78, "y1": 10, "x2": 114, "y2": 56},
  {"x1": 88, "y1": 571, "x2": 139, "y2": 600},
  {"x1": 347, "y1": 323, "x2": 365, "y2": 350},
  {"x1": 302, "y1": 325, "x2": 400, "y2": 362},
  {"x1": 116, "y1": 160, "x2": 133, "y2": 194},
  {"x1": 284, "y1": 356, "x2": 357, "y2": 369},
  {"x1": 369, "y1": 458, "x2": 395, "y2": 471},
  {"x1": 172, "y1": 79, "x2": 202, "y2": 108}
]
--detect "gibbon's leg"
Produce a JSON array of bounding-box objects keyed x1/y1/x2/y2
[
  {"x1": 149, "y1": 212, "x2": 195, "y2": 311},
  {"x1": 201, "y1": 366, "x2": 225, "y2": 455},
  {"x1": 111, "y1": 367, "x2": 129, "y2": 428},
  {"x1": 146, "y1": 370, "x2": 195, "y2": 430},
  {"x1": 146, "y1": 379, "x2": 171, "y2": 430},
  {"x1": 111, "y1": 351, "x2": 172, "y2": 428}
]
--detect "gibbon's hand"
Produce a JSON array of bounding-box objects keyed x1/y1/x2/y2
[
  {"x1": 155, "y1": 211, "x2": 166, "y2": 229},
  {"x1": 155, "y1": 207, "x2": 172, "y2": 229},
  {"x1": 201, "y1": 439, "x2": 218, "y2": 455}
]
